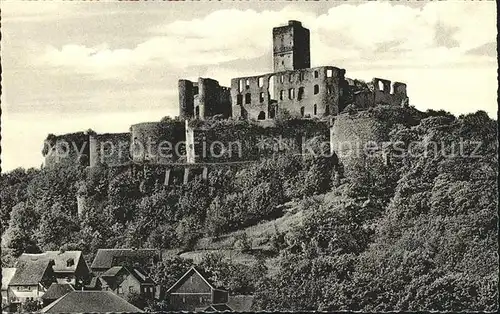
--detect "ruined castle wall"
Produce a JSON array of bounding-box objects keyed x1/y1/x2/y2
[
  {"x1": 231, "y1": 66, "x2": 345, "y2": 120},
  {"x1": 186, "y1": 119, "x2": 330, "y2": 163},
  {"x1": 179, "y1": 80, "x2": 194, "y2": 119},
  {"x1": 89, "y1": 133, "x2": 131, "y2": 167},
  {"x1": 330, "y1": 105, "x2": 417, "y2": 173},
  {"x1": 43, "y1": 132, "x2": 89, "y2": 168},
  {"x1": 180, "y1": 78, "x2": 231, "y2": 120},
  {"x1": 130, "y1": 121, "x2": 186, "y2": 164},
  {"x1": 372, "y1": 78, "x2": 409, "y2": 107}
]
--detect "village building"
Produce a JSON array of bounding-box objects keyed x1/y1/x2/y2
[
  {"x1": 7, "y1": 259, "x2": 56, "y2": 311},
  {"x1": 166, "y1": 267, "x2": 229, "y2": 311},
  {"x1": 18, "y1": 250, "x2": 91, "y2": 288},
  {"x1": 39, "y1": 291, "x2": 143, "y2": 313},
  {"x1": 90, "y1": 248, "x2": 160, "y2": 275},
  {"x1": 1, "y1": 268, "x2": 16, "y2": 310},
  {"x1": 98, "y1": 266, "x2": 156, "y2": 300},
  {"x1": 41, "y1": 283, "x2": 75, "y2": 307}
]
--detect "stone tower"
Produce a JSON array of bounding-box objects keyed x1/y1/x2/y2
[{"x1": 272, "y1": 20, "x2": 310, "y2": 72}]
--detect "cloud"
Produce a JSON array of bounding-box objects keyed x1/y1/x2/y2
[{"x1": 35, "y1": 1, "x2": 495, "y2": 81}]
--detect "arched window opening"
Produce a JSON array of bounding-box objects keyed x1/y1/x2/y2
[
  {"x1": 245, "y1": 93, "x2": 251, "y2": 104},
  {"x1": 314, "y1": 85, "x2": 319, "y2": 94},
  {"x1": 313, "y1": 104, "x2": 317, "y2": 115},
  {"x1": 258, "y1": 111, "x2": 266, "y2": 120},
  {"x1": 300, "y1": 107, "x2": 305, "y2": 117}
]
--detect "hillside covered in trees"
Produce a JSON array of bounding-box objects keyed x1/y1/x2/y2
[{"x1": 1, "y1": 107, "x2": 498, "y2": 311}]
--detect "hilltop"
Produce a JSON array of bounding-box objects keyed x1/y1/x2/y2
[{"x1": 1, "y1": 106, "x2": 497, "y2": 311}]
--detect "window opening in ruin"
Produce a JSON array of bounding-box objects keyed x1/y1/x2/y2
[
  {"x1": 314, "y1": 85, "x2": 319, "y2": 94},
  {"x1": 258, "y1": 111, "x2": 266, "y2": 120},
  {"x1": 258, "y1": 77, "x2": 264, "y2": 87},
  {"x1": 313, "y1": 104, "x2": 317, "y2": 115},
  {"x1": 298, "y1": 87, "x2": 304, "y2": 100},
  {"x1": 195, "y1": 106, "x2": 200, "y2": 118},
  {"x1": 245, "y1": 93, "x2": 251, "y2": 104},
  {"x1": 193, "y1": 87, "x2": 199, "y2": 95},
  {"x1": 260, "y1": 92, "x2": 265, "y2": 102},
  {"x1": 288, "y1": 88, "x2": 295, "y2": 99},
  {"x1": 378, "y1": 80, "x2": 384, "y2": 91},
  {"x1": 314, "y1": 71, "x2": 319, "y2": 78},
  {"x1": 327, "y1": 69, "x2": 333, "y2": 77},
  {"x1": 390, "y1": 83, "x2": 395, "y2": 94},
  {"x1": 289, "y1": 74, "x2": 293, "y2": 82},
  {"x1": 237, "y1": 94, "x2": 243, "y2": 105},
  {"x1": 238, "y1": 80, "x2": 243, "y2": 92},
  {"x1": 268, "y1": 75, "x2": 275, "y2": 99},
  {"x1": 300, "y1": 72, "x2": 305, "y2": 81},
  {"x1": 327, "y1": 86, "x2": 334, "y2": 95},
  {"x1": 269, "y1": 106, "x2": 276, "y2": 119},
  {"x1": 300, "y1": 107, "x2": 305, "y2": 117},
  {"x1": 245, "y1": 79, "x2": 250, "y2": 89},
  {"x1": 280, "y1": 90, "x2": 285, "y2": 100},
  {"x1": 280, "y1": 75, "x2": 284, "y2": 83}
]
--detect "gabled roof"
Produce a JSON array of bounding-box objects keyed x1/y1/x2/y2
[
  {"x1": 131, "y1": 268, "x2": 155, "y2": 284},
  {"x1": 2, "y1": 268, "x2": 16, "y2": 290},
  {"x1": 100, "y1": 266, "x2": 155, "y2": 284},
  {"x1": 41, "y1": 283, "x2": 75, "y2": 300},
  {"x1": 40, "y1": 291, "x2": 143, "y2": 313},
  {"x1": 166, "y1": 266, "x2": 222, "y2": 293},
  {"x1": 91, "y1": 248, "x2": 158, "y2": 269},
  {"x1": 9, "y1": 260, "x2": 53, "y2": 286},
  {"x1": 100, "y1": 266, "x2": 124, "y2": 277},
  {"x1": 204, "y1": 303, "x2": 233, "y2": 312},
  {"x1": 19, "y1": 251, "x2": 84, "y2": 273}
]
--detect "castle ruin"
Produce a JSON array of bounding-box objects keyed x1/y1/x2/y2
[{"x1": 43, "y1": 21, "x2": 410, "y2": 187}]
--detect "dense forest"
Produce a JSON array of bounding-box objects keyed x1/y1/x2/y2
[{"x1": 1, "y1": 107, "x2": 497, "y2": 311}]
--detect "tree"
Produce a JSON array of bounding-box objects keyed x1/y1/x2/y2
[
  {"x1": 35, "y1": 202, "x2": 80, "y2": 250},
  {"x1": 149, "y1": 255, "x2": 193, "y2": 289}
]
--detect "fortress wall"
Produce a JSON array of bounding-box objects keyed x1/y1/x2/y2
[
  {"x1": 330, "y1": 105, "x2": 418, "y2": 173},
  {"x1": 43, "y1": 132, "x2": 90, "y2": 168},
  {"x1": 186, "y1": 119, "x2": 330, "y2": 163},
  {"x1": 231, "y1": 66, "x2": 345, "y2": 120},
  {"x1": 130, "y1": 121, "x2": 186, "y2": 164},
  {"x1": 89, "y1": 132, "x2": 131, "y2": 167},
  {"x1": 372, "y1": 78, "x2": 409, "y2": 107},
  {"x1": 180, "y1": 78, "x2": 232, "y2": 120}
]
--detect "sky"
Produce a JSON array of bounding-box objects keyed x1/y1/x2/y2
[{"x1": 0, "y1": 0, "x2": 497, "y2": 172}]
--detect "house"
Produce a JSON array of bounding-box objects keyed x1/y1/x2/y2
[
  {"x1": 90, "y1": 248, "x2": 160, "y2": 275},
  {"x1": 19, "y1": 250, "x2": 91, "y2": 288},
  {"x1": 1, "y1": 267, "x2": 16, "y2": 310},
  {"x1": 99, "y1": 266, "x2": 156, "y2": 300},
  {"x1": 8, "y1": 259, "x2": 56, "y2": 311},
  {"x1": 166, "y1": 267, "x2": 229, "y2": 311},
  {"x1": 39, "y1": 291, "x2": 143, "y2": 313},
  {"x1": 41, "y1": 283, "x2": 75, "y2": 307}
]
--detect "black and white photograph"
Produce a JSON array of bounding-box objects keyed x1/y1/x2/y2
[{"x1": 0, "y1": 0, "x2": 498, "y2": 312}]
